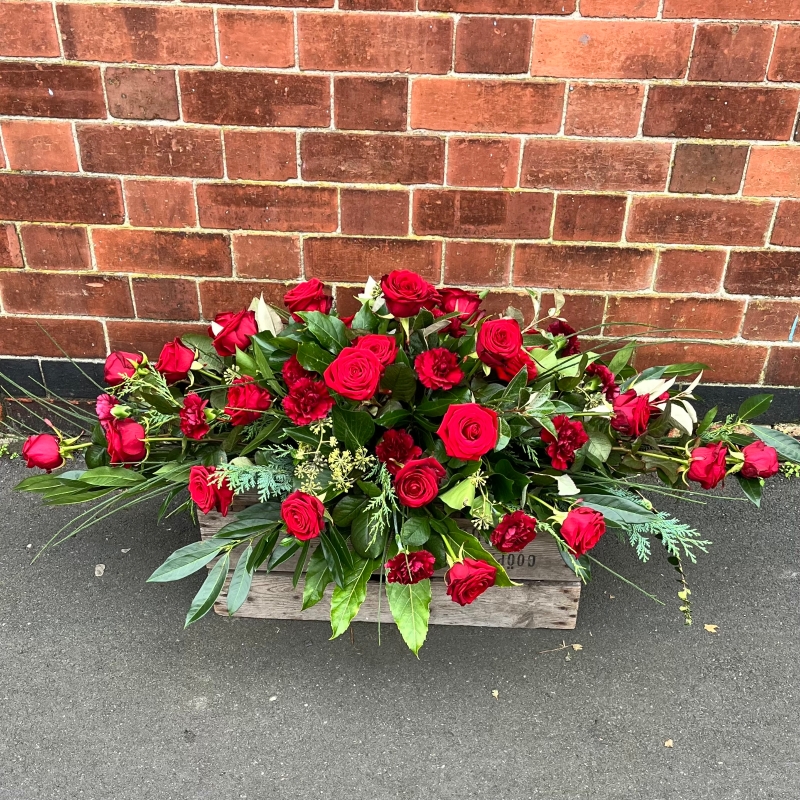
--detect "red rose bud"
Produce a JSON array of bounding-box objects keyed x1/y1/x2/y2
[
  {"x1": 282, "y1": 377, "x2": 334, "y2": 426},
  {"x1": 209, "y1": 309, "x2": 258, "y2": 357},
  {"x1": 340, "y1": 314, "x2": 355, "y2": 329},
  {"x1": 375, "y1": 429, "x2": 422, "y2": 476},
  {"x1": 491, "y1": 510, "x2": 538, "y2": 553},
  {"x1": 445, "y1": 557, "x2": 497, "y2": 606},
  {"x1": 180, "y1": 393, "x2": 210, "y2": 440},
  {"x1": 21, "y1": 434, "x2": 64, "y2": 471},
  {"x1": 540, "y1": 415, "x2": 589, "y2": 471},
  {"x1": 560, "y1": 506, "x2": 606, "y2": 557},
  {"x1": 95, "y1": 394, "x2": 119, "y2": 429},
  {"x1": 494, "y1": 349, "x2": 537, "y2": 383},
  {"x1": 394, "y1": 457, "x2": 446, "y2": 508},
  {"x1": 687, "y1": 442, "x2": 728, "y2": 490},
  {"x1": 385, "y1": 550, "x2": 436, "y2": 584},
  {"x1": 104, "y1": 351, "x2": 140, "y2": 386},
  {"x1": 281, "y1": 490, "x2": 325, "y2": 541},
  {"x1": 380, "y1": 269, "x2": 437, "y2": 318},
  {"x1": 105, "y1": 418, "x2": 147, "y2": 464},
  {"x1": 437, "y1": 403, "x2": 499, "y2": 461},
  {"x1": 282, "y1": 353, "x2": 312, "y2": 387},
  {"x1": 323, "y1": 347, "x2": 383, "y2": 401},
  {"x1": 436, "y1": 288, "x2": 483, "y2": 337},
  {"x1": 155, "y1": 338, "x2": 195, "y2": 384},
  {"x1": 586, "y1": 363, "x2": 618, "y2": 401},
  {"x1": 353, "y1": 334, "x2": 398, "y2": 368},
  {"x1": 547, "y1": 320, "x2": 581, "y2": 356},
  {"x1": 284, "y1": 278, "x2": 333, "y2": 322},
  {"x1": 188, "y1": 465, "x2": 234, "y2": 516},
  {"x1": 740, "y1": 441, "x2": 780, "y2": 480},
  {"x1": 611, "y1": 389, "x2": 658, "y2": 438},
  {"x1": 415, "y1": 348, "x2": 464, "y2": 391},
  {"x1": 224, "y1": 377, "x2": 272, "y2": 427},
  {"x1": 476, "y1": 318, "x2": 523, "y2": 369}
]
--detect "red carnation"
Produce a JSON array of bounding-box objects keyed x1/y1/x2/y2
[
  {"x1": 741, "y1": 441, "x2": 779, "y2": 480},
  {"x1": 21, "y1": 434, "x2": 64, "y2": 472},
  {"x1": 225, "y1": 377, "x2": 272, "y2": 427},
  {"x1": 491, "y1": 510, "x2": 538, "y2": 553},
  {"x1": 282, "y1": 354, "x2": 313, "y2": 387},
  {"x1": 353, "y1": 334, "x2": 398, "y2": 368},
  {"x1": 445, "y1": 558, "x2": 496, "y2": 606},
  {"x1": 209, "y1": 310, "x2": 258, "y2": 357},
  {"x1": 494, "y1": 349, "x2": 537, "y2": 383},
  {"x1": 560, "y1": 506, "x2": 606, "y2": 557},
  {"x1": 548, "y1": 320, "x2": 581, "y2": 356},
  {"x1": 437, "y1": 403, "x2": 499, "y2": 461},
  {"x1": 324, "y1": 347, "x2": 383, "y2": 401},
  {"x1": 586, "y1": 363, "x2": 618, "y2": 401},
  {"x1": 179, "y1": 393, "x2": 210, "y2": 440},
  {"x1": 540, "y1": 415, "x2": 588, "y2": 471},
  {"x1": 687, "y1": 442, "x2": 728, "y2": 489},
  {"x1": 283, "y1": 377, "x2": 334, "y2": 426},
  {"x1": 393, "y1": 457, "x2": 446, "y2": 508},
  {"x1": 284, "y1": 279, "x2": 333, "y2": 322},
  {"x1": 415, "y1": 348, "x2": 464, "y2": 391},
  {"x1": 381, "y1": 270, "x2": 437, "y2": 318},
  {"x1": 611, "y1": 389, "x2": 659, "y2": 438},
  {"x1": 476, "y1": 318, "x2": 523, "y2": 369},
  {"x1": 155, "y1": 338, "x2": 194, "y2": 384},
  {"x1": 105, "y1": 418, "x2": 147, "y2": 464},
  {"x1": 281, "y1": 490, "x2": 325, "y2": 541},
  {"x1": 435, "y1": 288, "x2": 483, "y2": 338},
  {"x1": 104, "y1": 351, "x2": 140, "y2": 386},
  {"x1": 189, "y1": 465, "x2": 234, "y2": 516},
  {"x1": 96, "y1": 394, "x2": 119, "y2": 430},
  {"x1": 375, "y1": 429, "x2": 422, "y2": 476},
  {"x1": 385, "y1": 550, "x2": 436, "y2": 584}
]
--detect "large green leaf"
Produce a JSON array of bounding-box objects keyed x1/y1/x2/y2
[
  {"x1": 79, "y1": 467, "x2": 146, "y2": 488},
  {"x1": 415, "y1": 387, "x2": 471, "y2": 417},
  {"x1": 332, "y1": 406, "x2": 375, "y2": 451},
  {"x1": 296, "y1": 341, "x2": 335, "y2": 374},
  {"x1": 15, "y1": 474, "x2": 71, "y2": 493},
  {"x1": 148, "y1": 539, "x2": 225, "y2": 583},
  {"x1": 380, "y1": 363, "x2": 417, "y2": 402},
  {"x1": 400, "y1": 516, "x2": 431, "y2": 547},
  {"x1": 578, "y1": 493, "x2": 656, "y2": 525},
  {"x1": 386, "y1": 579, "x2": 431, "y2": 656},
  {"x1": 331, "y1": 496, "x2": 369, "y2": 527},
  {"x1": 607, "y1": 342, "x2": 635, "y2": 376},
  {"x1": 214, "y1": 518, "x2": 279, "y2": 541},
  {"x1": 751, "y1": 425, "x2": 800, "y2": 462},
  {"x1": 299, "y1": 311, "x2": 349, "y2": 353},
  {"x1": 185, "y1": 553, "x2": 229, "y2": 627},
  {"x1": 737, "y1": 394, "x2": 773, "y2": 422},
  {"x1": 438, "y1": 479, "x2": 475, "y2": 510},
  {"x1": 319, "y1": 528, "x2": 353, "y2": 588},
  {"x1": 350, "y1": 512, "x2": 387, "y2": 559},
  {"x1": 182, "y1": 333, "x2": 224, "y2": 372},
  {"x1": 302, "y1": 546, "x2": 332, "y2": 610},
  {"x1": 330, "y1": 556, "x2": 379, "y2": 639},
  {"x1": 736, "y1": 475, "x2": 763, "y2": 508},
  {"x1": 226, "y1": 545, "x2": 253, "y2": 615},
  {"x1": 444, "y1": 525, "x2": 516, "y2": 588},
  {"x1": 586, "y1": 429, "x2": 613, "y2": 463}
]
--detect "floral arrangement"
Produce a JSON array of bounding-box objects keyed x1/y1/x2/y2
[{"x1": 6, "y1": 271, "x2": 799, "y2": 654}]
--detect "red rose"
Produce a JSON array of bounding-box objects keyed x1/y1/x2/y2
[
  {"x1": 436, "y1": 288, "x2": 483, "y2": 338},
  {"x1": 225, "y1": 377, "x2": 272, "y2": 427},
  {"x1": 282, "y1": 354, "x2": 312, "y2": 387},
  {"x1": 445, "y1": 558, "x2": 496, "y2": 606},
  {"x1": 381, "y1": 270, "x2": 437, "y2": 318},
  {"x1": 437, "y1": 403, "x2": 499, "y2": 461},
  {"x1": 375, "y1": 429, "x2": 422, "y2": 476},
  {"x1": 415, "y1": 348, "x2": 464, "y2": 391},
  {"x1": 105, "y1": 418, "x2": 147, "y2": 464},
  {"x1": 96, "y1": 394, "x2": 119, "y2": 429},
  {"x1": 586, "y1": 363, "x2": 618, "y2": 401},
  {"x1": 188, "y1": 465, "x2": 234, "y2": 516},
  {"x1": 154, "y1": 338, "x2": 194, "y2": 384},
  {"x1": 494, "y1": 349, "x2": 537, "y2": 383},
  {"x1": 385, "y1": 550, "x2": 436, "y2": 584},
  {"x1": 491, "y1": 510, "x2": 538, "y2": 553},
  {"x1": 21, "y1": 434, "x2": 63, "y2": 471},
  {"x1": 180, "y1": 393, "x2": 210, "y2": 440},
  {"x1": 353, "y1": 334, "x2": 398, "y2": 368},
  {"x1": 284, "y1": 278, "x2": 333, "y2": 322},
  {"x1": 323, "y1": 347, "x2": 383, "y2": 401},
  {"x1": 540, "y1": 415, "x2": 589, "y2": 471},
  {"x1": 740, "y1": 441, "x2": 780, "y2": 480},
  {"x1": 611, "y1": 389, "x2": 658, "y2": 438},
  {"x1": 476, "y1": 319, "x2": 523, "y2": 369},
  {"x1": 283, "y1": 377, "x2": 334, "y2": 426},
  {"x1": 104, "y1": 351, "x2": 140, "y2": 386},
  {"x1": 560, "y1": 506, "x2": 606, "y2": 557},
  {"x1": 209, "y1": 309, "x2": 258, "y2": 357},
  {"x1": 687, "y1": 442, "x2": 728, "y2": 489},
  {"x1": 548, "y1": 320, "x2": 581, "y2": 356},
  {"x1": 281, "y1": 490, "x2": 325, "y2": 541},
  {"x1": 394, "y1": 457, "x2": 446, "y2": 508},
  {"x1": 340, "y1": 314, "x2": 355, "y2": 328}
]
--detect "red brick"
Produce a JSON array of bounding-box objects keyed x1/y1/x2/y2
[
  {"x1": 107, "y1": 321, "x2": 207, "y2": 358},
  {"x1": 444, "y1": 241, "x2": 511, "y2": 285},
  {"x1": 232, "y1": 235, "x2": 301, "y2": 280},
  {"x1": 105, "y1": 68, "x2": 179, "y2": 121},
  {"x1": 605, "y1": 296, "x2": 745, "y2": 340},
  {"x1": 743, "y1": 300, "x2": 800, "y2": 341},
  {"x1": 0, "y1": 317, "x2": 105, "y2": 358},
  {"x1": 531, "y1": 20, "x2": 692, "y2": 79},
  {"x1": 414, "y1": 190, "x2": 553, "y2": 239},
  {"x1": 341, "y1": 190, "x2": 410, "y2": 236},
  {"x1": 298, "y1": 13, "x2": 452, "y2": 73},
  {"x1": 564, "y1": 84, "x2": 644, "y2": 138},
  {"x1": 769, "y1": 26, "x2": 800, "y2": 81},
  {"x1": 771, "y1": 200, "x2": 800, "y2": 246},
  {"x1": 0, "y1": 225, "x2": 23, "y2": 269},
  {"x1": 654, "y1": 250, "x2": 727, "y2": 294},
  {"x1": 689, "y1": 24, "x2": 774, "y2": 82},
  {"x1": 669, "y1": 145, "x2": 748, "y2": 195},
  {"x1": 521, "y1": 140, "x2": 670, "y2": 192},
  {"x1": 412, "y1": 79, "x2": 564, "y2": 134},
  {"x1": 180, "y1": 71, "x2": 330, "y2": 127},
  {"x1": 334, "y1": 77, "x2": 408, "y2": 132},
  {"x1": 455, "y1": 18, "x2": 532, "y2": 74},
  {"x1": 341, "y1": 0, "x2": 414, "y2": 9},
  {"x1": 78, "y1": 125, "x2": 223, "y2": 179},
  {"x1": 744, "y1": 148, "x2": 800, "y2": 197},
  {"x1": 420, "y1": 0, "x2": 574, "y2": 11},
  {"x1": 0, "y1": 272, "x2": 133, "y2": 318},
  {"x1": 643, "y1": 86, "x2": 798, "y2": 141},
  {"x1": 304, "y1": 238, "x2": 441, "y2": 282},
  {"x1": 553, "y1": 195, "x2": 626, "y2": 243},
  {"x1": 514, "y1": 245, "x2": 654, "y2": 291},
  {"x1": 196, "y1": 184, "x2": 338, "y2": 232},
  {"x1": 580, "y1": 0, "x2": 659, "y2": 16},
  {"x1": 334, "y1": 287, "x2": 367, "y2": 319},
  {"x1": 132, "y1": 278, "x2": 199, "y2": 321},
  {"x1": 218, "y1": 11, "x2": 294, "y2": 68},
  {"x1": 628, "y1": 198, "x2": 774, "y2": 246},
  {"x1": 726, "y1": 251, "x2": 800, "y2": 297},
  {"x1": 57, "y1": 5, "x2": 216, "y2": 65},
  {"x1": 301, "y1": 133, "x2": 444, "y2": 185},
  {"x1": 633, "y1": 342, "x2": 768, "y2": 385},
  {"x1": 199, "y1": 281, "x2": 286, "y2": 320},
  {"x1": 93, "y1": 229, "x2": 231, "y2": 277},
  {"x1": 20, "y1": 225, "x2": 91, "y2": 270},
  {"x1": 664, "y1": 0, "x2": 800, "y2": 20},
  {"x1": 447, "y1": 138, "x2": 520, "y2": 188},
  {"x1": 125, "y1": 180, "x2": 197, "y2": 229},
  {"x1": 224, "y1": 131, "x2": 297, "y2": 182},
  {"x1": 187, "y1": 0, "x2": 331, "y2": 7},
  {"x1": 0, "y1": 175, "x2": 123, "y2": 224},
  {"x1": 1, "y1": 120, "x2": 78, "y2": 172},
  {"x1": 0, "y1": 63, "x2": 104, "y2": 119},
  {"x1": 0, "y1": 2, "x2": 60, "y2": 57},
  {"x1": 764, "y1": 347, "x2": 800, "y2": 387}
]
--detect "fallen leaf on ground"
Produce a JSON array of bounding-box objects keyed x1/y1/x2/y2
[
  {"x1": 571, "y1": 644, "x2": 583, "y2": 651},
  {"x1": 664, "y1": 739, "x2": 674, "y2": 748},
  {"x1": 491, "y1": 690, "x2": 499, "y2": 699},
  {"x1": 704, "y1": 624, "x2": 719, "y2": 633},
  {"x1": 121, "y1": 548, "x2": 131, "y2": 554},
  {"x1": 94, "y1": 564, "x2": 105, "y2": 577}
]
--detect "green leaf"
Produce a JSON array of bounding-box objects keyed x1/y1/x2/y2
[
  {"x1": 438, "y1": 479, "x2": 475, "y2": 510},
  {"x1": 296, "y1": 341, "x2": 335, "y2": 374},
  {"x1": 586, "y1": 429, "x2": 613, "y2": 463},
  {"x1": 751, "y1": 425, "x2": 800, "y2": 462},
  {"x1": 302, "y1": 546, "x2": 332, "y2": 610},
  {"x1": 331, "y1": 496, "x2": 368, "y2": 527},
  {"x1": 332, "y1": 406, "x2": 375, "y2": 451},
  {"x1": 148, "y1": 539, "x2": 225, "y2": 582},
  {"x1": 697, "y1": 405, "x2": 717, "y2": 436},
  {"x1": 185, "y1": 553, "x2": 229, "y2": 627},
  {"x1": 400, "y1": 516, "x2": 431, "y2": 547},
  {"x1": 226, "y1": 545, "x2": 253, "y2": 615},
  {"x1": 578, "y1": 493, "x2": 656, "y2": 525},
  {"x1": 737, "y1": 393, "x2": 773, "y2": 422},
  {"x1": 351, "y1": 512, "x2": 387, "y2": 559},
  {"x1": 662, "y1": 362, "x2": 708, "y2": 376},
  {"x1": 235, "y1": 347, "x2": 258, "y2": 377},
  {"x1": 182, "y1": 333, "x2": 224, "y2": 372},
  {"x1": 214, "y1": 517, "x2": 278, "y2": 540},
  {"x1": 80, "y1": 466, "x2": 146, "y2": 488},
  {"x1": 560, "y1": 548, "x2": 592, "y2": 582},
  {"x1": 43, "y1": 487, "x2": 115, "y2": 505},
  {"x1": 379, "y1": 363, "x2": 417, "y2": 403},
  {"x1": 84, "y1": 444, "x2": 111, "y2": 469},
  {"x1": 495, "y1": 418, "x2": 511, "y2": 452},
  {"x1": 376, "y1": 407, "x2": 412, "y2": 428},
  {"x1": 386, "y1": 579, "x2": 431, "y2": 656},
  {"x1": 500, "y1": 365, "x2": 530, "y2": 405},
  {"x1": 14, "y1": 474, "x2": 69, "y2": 493},
  {"x1": 319, "y1": 528, "x2": 353, "y2": 588},
  {"x1": 352, "y1": 304, "x2": 380, "y2": 332},
  {"x1": 415, "y1": 387, "x2": 471, "y2": 417},
  {"x1": 330, "y1": 556, "x2": 379, "y2": 639},
  {"x1": 238, "y1": 417, "x2": 283, "y2": 456},
  {"x1": 444, "y1": 526, "x2": 516, "y2": 588},
  {"x1": 299, "y1": 311, "x2": 349, "y2": 353},
  {"x1": 267, "y1": 539, "x2": 300, "y2": 571},
  {"x1": 293, "y1": 540, "x2": 311, "y2": 588},
  {"x1": 736, "y1": 475, "x2": 763, "y2": 508}
]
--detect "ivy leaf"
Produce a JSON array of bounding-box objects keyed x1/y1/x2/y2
[
  {"x1": 302, "y1": 546, "x2": 332, "y2": 610},
  {"x1": 226, "y1": 545, "x2": 253, "y2": 615},
  {"x1": 148, "y1": 539, "x2": 225, "y2": 582},
  {"x1": 332, "y1": 406, "x2": 375, "y2": 451},
  {"x1": 299, "y1": 311, "x2": 349, "y2": 353},
  {"x1": 386, "y1": 579, "x2": 431, "y2": 657},
  {"x1": 185, "y1": 552, "x2": 229, "y2": 627},
  {"x1": 330, "y1": 556, "x2": 380, "y2": 639}
]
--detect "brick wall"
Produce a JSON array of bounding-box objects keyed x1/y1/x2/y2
[{"x1": 1, "y1": 1, "x2": 799, "y2": 387}]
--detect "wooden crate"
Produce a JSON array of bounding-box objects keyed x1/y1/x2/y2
[{"x1": 199, "y1": 501, "x2": 581, "y2": 630}]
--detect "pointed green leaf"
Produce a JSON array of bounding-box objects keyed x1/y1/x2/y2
[
  {"x1": 380, "y1": 363, "x2": 417, "y2": 403},
  {"x1": 148, "y1": 539, "x2": 225, "y2": 582},
  {"x1": 299, "y1": 310, "x2": 349, "y2": 353},
  {"x1": 302, "y1": 546, "x2": 332, "y2": 610},
  {"x1": 443, "y1": 525, "x2": 517, "y2": 588},
  {"x1": 751, "y1": 425, "x2": 800, "y2": 462},
  {"x1": 80, "y1": 467, "x2": 146, "y2": 488},
  {"x1": 386, "y1": 579, "x2": 431, "y2": 656},
  {"x1": 400, "y1": 516, "x2": 431, "y2": 547},
  {"x1": 737, "y1": 394, "x2": 773, "y2": 422},
  {"x1": 330, "y1": 556, "x2": 379, "y2": 639},
  {"x1": 438, "y1": 479, "x2": 475, "y2": 510},
  {"x1": 185, "y1": 553, "x2": 229, "y2": 627},
  {"x1": 226, "y1": 545, "x2": 253, "y2": 615},
  {"x1": 736, "y1": 475, "x2": 763, "y2": 508},
  {"x1": 296, "y1": 341, "x2": 335, "y2": 374},
  {"x1": 331, "y1": 406, "x2": 375, "y2": 451}
]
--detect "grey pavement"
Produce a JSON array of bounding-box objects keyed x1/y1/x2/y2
[{"x1": 1, "y1": 457, "x2": 798, "y2": 800}]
